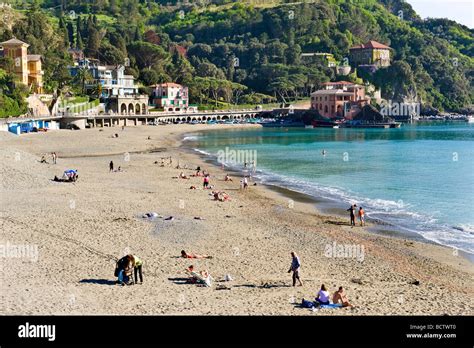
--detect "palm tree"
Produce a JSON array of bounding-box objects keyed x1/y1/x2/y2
[{"x1": 73, "y1": 67, "x2": 93, "y2": 95}]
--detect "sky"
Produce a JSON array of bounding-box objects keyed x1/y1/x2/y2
[{"x1": 406, "y1": 0, "x2": 473, "y2": 28}]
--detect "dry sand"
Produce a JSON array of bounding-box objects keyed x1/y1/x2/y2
[{"x1": 0, "y1": 124, "x2": 473, "y2": 315}]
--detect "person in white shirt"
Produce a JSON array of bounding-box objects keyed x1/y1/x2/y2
[{"x1": 315, "y1": 284, "x2": 330, "y2": 305}]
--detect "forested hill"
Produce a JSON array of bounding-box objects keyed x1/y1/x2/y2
[{"x1": 1, "y1": 0, "x2": 473, "y2": 113}]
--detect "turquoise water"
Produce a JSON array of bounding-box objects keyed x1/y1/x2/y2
[{"x1": 185, "y1": 123, "x2": 474, "y2": 254}]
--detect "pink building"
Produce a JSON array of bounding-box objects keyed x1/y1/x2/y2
[
  {"x1": 310, "y1": 81, "x2": 369, "y2": 119},
  {"x1": 150, "y1": 83, "x2": 188, "y2": 112}
]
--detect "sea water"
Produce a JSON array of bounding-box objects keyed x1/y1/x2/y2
[{"x1": 185, "y1": 123, "x2": 474, "y2": 255}]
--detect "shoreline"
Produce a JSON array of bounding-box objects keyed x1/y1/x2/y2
[
  {"x1": 1, "y1": 124, "x2": 473, "y2": 315},
  {"x1": 178, "y1": 126, "x2": 474, "y2": 263}
]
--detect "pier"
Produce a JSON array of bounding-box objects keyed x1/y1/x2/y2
[{"x1": 1, "y1": 109, "x2": 264, "y2": 133}]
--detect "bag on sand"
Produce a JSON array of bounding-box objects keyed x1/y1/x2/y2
[{"x1": 301, "y1": 299, "x2": 315, "y2": 309}]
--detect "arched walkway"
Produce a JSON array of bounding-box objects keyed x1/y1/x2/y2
[
  {"x1": 135, "y1": 104, "x2": 141, "y2": 114},
  {"x1": 128, "y1": 103, "x2": 134, "y2": 114},
  {"x1": 120, "y1": 103, "x2": 127, "y2": 114}
]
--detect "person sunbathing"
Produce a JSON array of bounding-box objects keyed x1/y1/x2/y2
[
  {"x1": 224, "y1": 174, "x2": 233, "y2": 182},
  {"x1": 332, "y1": 286, "x2": 353, "y2": 307},
  {"x1": 179, "y1": 172, "x2": 189, "y2": 179},
  {"x1": 219, "y1": 192, "x2": 230, "y2": 201},
  {"x1": 181, "y1": 250, "x2": 212, "y2": 259},
  {"x1": 185, "y1": 265, "x2": 212, "y2": 286}
]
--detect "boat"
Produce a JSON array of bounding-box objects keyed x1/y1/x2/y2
[{"x1": 466, "y1": 116, "x2": 474, "y2": 123}]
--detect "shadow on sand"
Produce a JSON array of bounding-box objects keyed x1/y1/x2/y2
[
  {"x1": 324, "y1": 220, "x2": 351, "y2": 226},
  {"x1": 79, "y1": 279, "x2": 117, "y2": 286},
  {"x1": 168, "y1": 277, "x2": 192, "y2": 285}
]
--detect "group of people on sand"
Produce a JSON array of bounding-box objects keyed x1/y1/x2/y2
[
  {"x1": 40, "y1": 152, "x2": 58, "y2": 164},
  {"x1": 347, "y1": 204, "x2": 365, "y2": 227},
  {"x1": 115, "y1": 254, "x2": 143, "y2": 286},
  {"x1": 289, "y1": 252, "x2": 354, "y2": 309},
  {"x1": 180, "y1": 250, "x2": 214, "y2": 287},
  {"x1": 109, "y1": 161, "x2": 122, "y2": 173}
]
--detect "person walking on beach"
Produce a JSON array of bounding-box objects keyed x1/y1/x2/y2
[
  {"x1": 52, "y1": 152, "x2": 57, "y2": 164},
  {"x1": 359, "y1": 206, "x2": 365, "y2": 226},
  {"x1": 109, "y1": 161, "x2": 114, "y2": 172},
  {"x1": 288, "y1": 252, "x2": 303, "y2": 287},
  {"x1": 347, "y1": 204, "x2": 357, "y2": 227},
  {"x1": 243, "y1": 176, "x2": 248, "y2": 190}
]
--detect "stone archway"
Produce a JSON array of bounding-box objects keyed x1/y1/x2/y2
[
  {"x1": 142, "y1": 103, "x2": 147, "y2": 115},
  {"x1": 120, "y1": 103, "x2": 127, "y2": 114},
  {"x1": 128, "y1": 103, "x2": 134, "y2": 114},
  {"x1": 135, "y1": 104, "x2": 141, "y2": 115}
]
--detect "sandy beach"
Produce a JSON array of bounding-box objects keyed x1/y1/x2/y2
[{"x1": 1, "y1": 124, "x2": 473, "y2": 315}]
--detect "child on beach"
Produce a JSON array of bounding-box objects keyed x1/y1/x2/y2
[
  {"x1": 109, "y1": 161, "x2": 114, "y2": 172},
  {"x1": 203, "y1": 175, "x2": 210, "y2": 189},
  {"x1": 359, "y1": 207, "x2": 365, "y2": 226}
]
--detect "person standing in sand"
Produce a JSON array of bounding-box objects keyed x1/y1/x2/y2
[
  {"x1": 347, "y1": 204, "x2": 357, "y2": 227},
  {"x1": 203, "y1": 174, "x2": 210, "y2": 189},
  {"x1": 288, "y1": 252, "x2": 303, "y2": 287},
  {"x1": 130, "y1": 255, "x2": 143, "y2": 284},
  {"x1": 359, "y1": 206, "x2": 365, "y2": 226},
  {"x1": 109, "y1": 161, "x2": 114, "y2": 172},
  {"x1": 243, "y1": 176, "x2": 248, "y2": 190}
]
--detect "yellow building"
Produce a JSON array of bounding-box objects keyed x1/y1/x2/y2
[
  {"x1": 0, "y1": 38, "x2": 44, "y2": 93},
  {"x1": 349, "y1": 40, "x2": 391, "y2": 68}
]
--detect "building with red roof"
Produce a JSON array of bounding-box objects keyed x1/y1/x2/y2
[
  {"x1": 310, "y1": 81, "x2": 370, "y2": 119},
  {"x1": 349, "y1": 40, "x2": 391, "y2": 67}
]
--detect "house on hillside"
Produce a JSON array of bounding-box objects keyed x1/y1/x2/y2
[
  {"x1": 150, "y1": 83, "x2": 189, "y2": 112},
  {"x1": 349, "y1": 40, "x2": 391, "y2": 68},
  {"x1": 0, "y1": 38, "x2": 44, "y2": 93},
  {"x1": 68, "y1": 58, "x2": 148, "y2": 114},
  {"x1": 310, "y1": 81, "x2": 370, "y2": 119}
]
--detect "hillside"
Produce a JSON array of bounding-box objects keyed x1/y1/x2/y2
[{"x1": 0, "y1": 0, "x2": 473, "y2": 115}]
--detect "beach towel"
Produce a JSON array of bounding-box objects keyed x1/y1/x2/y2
[{"x1": 320, "y1": 303, "x2": 343, "y2": 309}]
